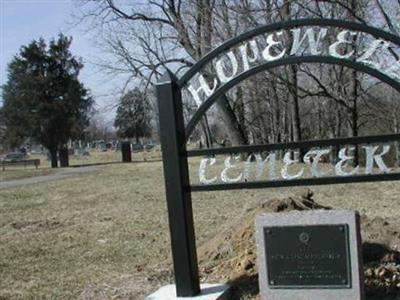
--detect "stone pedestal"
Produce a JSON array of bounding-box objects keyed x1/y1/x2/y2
[
  {"x1": 145, "y1": 283, "x2": 230, "y2": 300},
  {"x1": 256, "y1": 210, "x2": 365, "y2": 300}
]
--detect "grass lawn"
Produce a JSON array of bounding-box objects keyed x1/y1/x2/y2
[
  {"x1": 0, "y1": 158, "x2": 399, "y2": 299},
  {"x1": 0, "y1": 168, "x2": 57, "y2": 182},
  {"x1": 0, "y1": 149, "x2": 160, "y2": 182}
]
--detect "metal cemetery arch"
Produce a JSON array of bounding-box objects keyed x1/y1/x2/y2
[
  {"x1": 156, "y1": 19, "x2": 400, "y2": 297},
  {"x1": 185, "y1": 56, "x2": 400, "y2": 141}
]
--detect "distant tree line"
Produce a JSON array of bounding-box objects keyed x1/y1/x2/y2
[
  {"x1": 77, "y1": 0, "x2": 400, "y2": 164},
  {"x1": 2, "y1": 1, "x2": 399, "y2": 167}
]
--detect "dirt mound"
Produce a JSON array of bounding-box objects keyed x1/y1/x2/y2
[{"x1": 197, "y1": 190, "x2": 400, "y2": 299}]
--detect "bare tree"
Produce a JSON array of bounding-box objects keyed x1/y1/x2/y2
[
  {"x1": 77, "y1": 0, "x2": 249, "y2": 146},
  {"x1": 77, "y1": 0, "x2": 400, "y2": 154}
]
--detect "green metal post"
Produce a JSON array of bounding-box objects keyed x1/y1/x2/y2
[{"x1": 156, "y1": 71, "x2": 200, "y2": 297}]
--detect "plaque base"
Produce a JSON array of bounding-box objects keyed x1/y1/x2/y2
[
  {"x1": 256, "y1": 210, "x2": 365, "y2": 300},
  {"x1": 264, "y1": 224, "x2": 351, "y2": 288},
  {"x1": 145, "y1": 284, "x2": 230, "y2": 300}
]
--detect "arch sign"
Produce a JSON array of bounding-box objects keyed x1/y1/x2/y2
[{"x1": 155, "y1": 19, "x2": 400, "y2": 297}]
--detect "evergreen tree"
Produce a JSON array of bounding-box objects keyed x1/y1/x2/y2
[
  {"x1": 2, "y1": 35, "x2": 93, "y2": 167},
  {"x1": 114, "y1": 88, "x2": 152, "y2": 143},
  {"x1": 0, "y1": 108, "x2": 6, "y2": 147}
]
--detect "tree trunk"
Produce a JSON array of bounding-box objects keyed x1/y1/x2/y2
[
  {"x1": 236, "y1": 86, "x2": 246, "y2": 138},
  {"x1": 290, "y1": 64, "x2": 302, "y2": 144},
  {"x1": 350, "y1": 0, "x2": 359, "y2": 166},
  {"x1": 350, "y1": 77, "x2": 359, "y2": 165},
  {"x1": 200, "y1": 118, "x2": 212, "y2": 148},
  {"x1": 199, "y1": 0, "x2": 247, "y2": 147},
  {"x1": 394, "y1": 111, "x2": 400, "y2": 167},
  {"x1": 203, "y1": 115, "x2": 214, "y2": 148},
  {"x1": 331, "y1": 107, "x2": 342, "y2": 164},
  {"x1": 216, "y1": 95, "x2": 248, "y2": 146},
  {"x1": 49, "y1": 147, "x2": 58, "y2": 168},
  {"x1": 283, "y1": 1, "x2": 302, "y2": 158}
]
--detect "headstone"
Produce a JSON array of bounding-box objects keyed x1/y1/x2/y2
[
  {"x1": 121, "y1": 141, "x2": 132, "y2": 162},
  {"x1": 255, "y1": 210, "x2": 365, "y2": 300},
  {"x1": 59, "y1": 147, "x2": 69, "y2": 167}
]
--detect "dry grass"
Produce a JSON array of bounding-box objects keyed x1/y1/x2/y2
[
  {"x1": 0, "y1": 168, "x2": 57, "y2": 181},
  {"x1": 0, "y1": 150, "x2": 161, "y2": 182},
  {"x1": 0, "y1": 158, "x2": 399, "y2": 299},
  {"x1": 0, "y1": 161, "x2": 169, "y2": 299}
]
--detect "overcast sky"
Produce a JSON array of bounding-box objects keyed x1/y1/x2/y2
[{"x1": 1, "y1": 0, "x2": 119, "y2": 124}]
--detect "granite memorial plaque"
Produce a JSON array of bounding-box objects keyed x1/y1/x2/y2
[{"x1": 256, "y1": 210, "x2": 365, "y2": 300}]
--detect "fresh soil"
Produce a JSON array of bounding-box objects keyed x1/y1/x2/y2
[{"x1": 197, "y1": 190, "x2": 400, "y2": 299}]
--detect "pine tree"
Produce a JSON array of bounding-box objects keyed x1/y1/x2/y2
[
  {"x1": 2, "y1": 35, "x2": 93, "y2": 167},
  {"x1": 114, "y1": 88, "x2": 152, "y2": 143}
]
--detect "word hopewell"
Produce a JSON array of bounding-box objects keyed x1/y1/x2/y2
[
  {"x1": 198, "y1": 143, "x2": 397, "y2": 184},
  {"x1": 185, "y1": 27, "x2": 400, "y2": 107}
]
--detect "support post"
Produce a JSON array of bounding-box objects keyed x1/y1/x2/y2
[{"x1": 156, "y1": 71, "x2": 200, "y2": 297}]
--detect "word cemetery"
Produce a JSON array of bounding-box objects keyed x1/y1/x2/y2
[{"x1": 199, "y1": 144, "x2": 397, "y2": 184}]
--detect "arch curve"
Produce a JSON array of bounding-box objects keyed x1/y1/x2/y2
[
  {"x1": 184, "y1": 56, "x2": 400, "y2": 141},
  {"x1": 178, "y1": 18, "x2": 400, "y2": 87},
  {"x1": 181, "y1": 19, "x2": 400, "y2": 141}
]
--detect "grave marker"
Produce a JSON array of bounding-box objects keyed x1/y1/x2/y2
[{"x1": 256, "y1": 210, "x2": 365, "y2": 300}]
